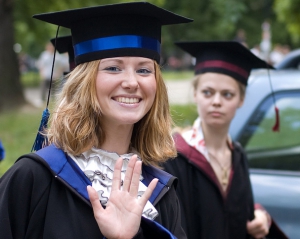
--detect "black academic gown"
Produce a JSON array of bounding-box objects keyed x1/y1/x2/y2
[
  {"x1": 163, "y1": 133, "x2": 255, "y2": 239},
  {"x1": 0, "y1": 144, "x2": 186, "y2": 239}
]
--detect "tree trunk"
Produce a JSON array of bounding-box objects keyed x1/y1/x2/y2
[{"x1": 0, "y1": 0, "x2": 25, "y2": 111}]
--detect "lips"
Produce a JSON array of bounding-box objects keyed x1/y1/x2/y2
[
  {"x1": 209, "y1": 111, "x2": 223, "y2": 116},
  {"x1": 114, "y1": 97, "x2": 141, "y2": 104}
]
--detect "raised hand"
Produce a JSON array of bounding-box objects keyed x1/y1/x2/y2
[{"x1": 87, "y1": 155, "x2": 158, "y2": 239}]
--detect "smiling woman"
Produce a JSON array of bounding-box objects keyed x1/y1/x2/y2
[{"x1": 0, "y1": 2, "x2": 193, "y2": 239}]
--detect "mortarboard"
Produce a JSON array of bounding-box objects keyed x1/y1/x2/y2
[
  {"x1": 33, "y1": 2, "x2": 193, "y2": 65},
  {"x1": 175, "y1": 41, "x2": 273, "y2": 86},
  {"x1": 50, "y1": 35, "x2": 75, "y2": 71}
]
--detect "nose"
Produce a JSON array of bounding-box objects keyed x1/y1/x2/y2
[
  {"x1": 212, "y1": 93, "x2": 221, "y2": 106},
  {"x1": 121, "y1": 69, "x2": 139, "y2": 90}
]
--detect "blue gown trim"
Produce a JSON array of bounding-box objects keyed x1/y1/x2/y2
[
  {"x1": 74, "y1": 35, "x2": 160, "y2": 57},
  {"x1": 142, "y1": 164, "x2": 173, "y2": 203},
  {"x1": 35, "y1": 144, "x2": 176, "y2": 239},
  {"x1": 35, "y1": 144, "x2": 92, "y2": 201}
]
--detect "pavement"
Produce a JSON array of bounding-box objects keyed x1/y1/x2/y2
[{"x1": 24, "y1": 79, "x2": 194, "y2": 108}]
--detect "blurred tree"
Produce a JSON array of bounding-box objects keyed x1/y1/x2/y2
[
  {"x1": 0, "y1": 0, "x2": 24, "y2": 111},
  {"x1": 274, "y1": 0, "x2": 300, "y2": 46}
]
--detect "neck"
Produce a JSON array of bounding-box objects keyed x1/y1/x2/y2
[
  {"x1": 99, "y1": 125, "x2": 133, "y2": 155},
  {"x1": 201, "y1": 122, "x2": 229, "y2": 152}
]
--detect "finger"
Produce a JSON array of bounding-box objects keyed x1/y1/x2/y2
[
  {"x1": 87, "y1": 185, "x2": 104, "y2": 215},
  {"x1": 123, "y1": 155, "x2": 137, "y2": 192},
  {"x1": 111, "y1": 157, "x2": 123, "y2": 191},
  {"x1": 139, "y1": 178, "x2": 158, "y2": 206},
  {"x1": 129, "y1": 160, "x2": 142, "y2": 196}
]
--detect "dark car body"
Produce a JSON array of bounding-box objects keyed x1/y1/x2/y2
[{"x1": 229, "y1": 65, "x2": 300, "y2": 239}]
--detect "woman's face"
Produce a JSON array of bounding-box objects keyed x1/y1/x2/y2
[
  {"x1": 96, "y1": 57, "x2": 156, "y2": 128},
  {"x1": 194, "y1": 72, "x2": 244, "y2": 128}
]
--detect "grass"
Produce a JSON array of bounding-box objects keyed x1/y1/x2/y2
[
  {"x1": 161, "y1": 70, "x2": 193, "y2": 81},
  {"x1": 21, "y1": 71, "x2": 40, "y2": 87},
  {"x1": 0, "y1": 107, "x2": 42, "y2": 176},
  {"x1": 170, "y1": 104, "x2": 198, "y2": 128}
]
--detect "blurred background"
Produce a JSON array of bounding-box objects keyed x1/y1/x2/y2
[{"x1": 1, "y1": 0, "x2": 300, "y2": 175}]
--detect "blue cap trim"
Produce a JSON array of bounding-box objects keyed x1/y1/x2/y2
[{"x1": 74, "y1": 35, "x2": 160, "y2": 57}]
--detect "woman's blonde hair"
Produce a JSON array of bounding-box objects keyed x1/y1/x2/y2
[
  {"x1": 47, "y1": 60, "x2": 176, "y2": 166},
  {"x1": 192, "y1": 73, "x2": 246, "y2": 100}
]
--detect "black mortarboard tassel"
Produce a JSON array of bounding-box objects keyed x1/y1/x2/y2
[{"x1": 33, "y1": 2, "x2": 193, "y2": 65}]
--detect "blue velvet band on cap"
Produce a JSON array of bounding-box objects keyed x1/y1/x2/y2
[{"x1": 74, "y1": 35, "x2": 160, "y2": 57}]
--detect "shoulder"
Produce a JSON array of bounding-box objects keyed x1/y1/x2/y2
[
  {"x1": 0, "y1": 154, "x2": 53, "y2": 195},
  {"x1": 232, "y1": 141, "x2": 248, "y2": 157}
]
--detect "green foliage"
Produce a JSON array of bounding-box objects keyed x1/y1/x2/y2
[
  {"x1": 13, "y1": 0, "x2": 297, "y2": 58},
  {"x1": 274, "y1": 0, "x2": 300, "y2": 45}
]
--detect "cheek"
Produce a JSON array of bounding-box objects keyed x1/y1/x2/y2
[
  {"x1": 194, "y1": 93, "x2": 207, "y2": 117},
  {"x1": 143, "y1": 78, "x2": 157, "y2": 101},
  {"x1": 226, "y1": 100, "x2": 241, "y2": 118}
]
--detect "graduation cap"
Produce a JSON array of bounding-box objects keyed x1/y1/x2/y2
[
  {"x1": 31, "y1": 2, "x2": 193, "y2": 152},
  {"x1": 33, "y1": 2, "x2": 193, "y2": 65},
  {"x1": 176, "y1": 41, "x2": 279, "y2": 132},
  {"x1": 50, "y1": 35, "x2": 75, "y2": 72},
  {"x1": 175, "y1": 41, "x2": 273, "y2": 86}
]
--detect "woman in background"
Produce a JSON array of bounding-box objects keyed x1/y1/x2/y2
[{"x1": 163, "y1": 41, "x2": 287, "y2": 239}]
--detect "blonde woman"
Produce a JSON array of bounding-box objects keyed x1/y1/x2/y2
[
  {"x1": 163, "y1": 41, "x2": 286, "y2": 239},
  {"x1": 0, "y1": 3, "x2": 192, "y2": 239}
]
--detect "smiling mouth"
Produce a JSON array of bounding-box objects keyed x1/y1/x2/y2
[{"x1": 114, "y1": 97, "x2": 141, "y2": 104}]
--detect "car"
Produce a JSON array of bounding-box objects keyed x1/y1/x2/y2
[
  {"x1": 275, "y1": 48, "x2": 300, "y2": 70},
  {"x1": 229, "y1": 66, "x2": 300, "y2": 239}
]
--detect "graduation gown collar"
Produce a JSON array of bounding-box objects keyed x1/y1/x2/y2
[{"x1": 35, "y1": 144, "x2": 174, "y2": 205}]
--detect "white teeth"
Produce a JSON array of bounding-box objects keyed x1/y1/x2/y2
[{"x1": 115, "y1": 97, "x2": 139, "y2": 104}]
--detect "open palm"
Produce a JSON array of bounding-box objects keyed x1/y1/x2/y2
[{"x1": 87, "y1": 155, "x2": 158, "y2": 239}]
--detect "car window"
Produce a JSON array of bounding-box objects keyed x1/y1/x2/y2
[{"x1": 239, "y1": 91, "x2": 300, "y2": 171}]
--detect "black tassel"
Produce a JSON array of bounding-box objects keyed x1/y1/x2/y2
[{"x1": 31, "y1": 108, "x2": 50, "y2": 152}]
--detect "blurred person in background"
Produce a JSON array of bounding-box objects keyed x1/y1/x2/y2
[
  {"x1": 36, "y1": 41, "x2": 68, "y2": 101},
  {"x1": 163, "y1": 41, "x2": 288, "y2": 239}
]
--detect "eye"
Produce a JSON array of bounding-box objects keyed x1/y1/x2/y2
[
  {"x1": 103, "y1": 66, "x2": 121, "y2": 72},
  {"x1": 137, "y1": 68, "x2": 152, "y2": 74},
  {"x1": 202, "y1": 90, "x2": 212, "y2": 97},
  {"x1": 223, "y1": 92, "x2": 234, "y2": 98}
]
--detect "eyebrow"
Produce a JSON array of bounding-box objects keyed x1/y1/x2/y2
[{"x1": 202, "y1": 86, "x2": 236, "y2": 92}]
